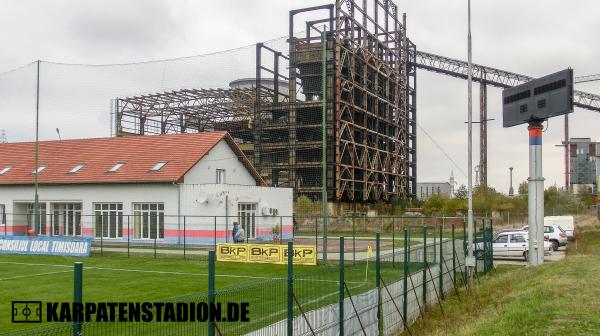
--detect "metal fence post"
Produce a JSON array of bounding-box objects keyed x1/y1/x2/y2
[
  {"x1": 403, "y1": 228, "x2": 409, "y2": 323},
  {"x1": 127, "y1": 215, "x2": 130, "y2": 258},
  {"x1": 183, "y1": 216, "x2": 186, "y2": 259},
  {"x1": 100, "y1": 217, "x2": 103, "y2": 255},
  {"x1": 287, "y1": 241, "x2": 293, "y2": 336},
  {"x1": 392, "y1": 217, "x2": 396, "y2": 267},
  {"x1": 214, "y1": 216, "x2": 217, "y2": 247},
  {"x1": 314, "y1": 216, "x2": 318, "y2": 254},
  {"x1": 439, "y1": 223, "x2": 444, "y2": 300},
  {"x1": 154, "y1": 235, "x2": 157, "y2": 259},
  {"x1": 433, "y1": 219, "x2": 437, "y2": 263},
  {"x1": 376, "y1": 232, "x2": 382, "y2": 336},
  {"x1": 452, "y1": 224, "x2": 456, "y2": 287},
  {"x1": 352, "y1": 214, "x2": 356, "y2": 265},
  {"x1": 280, "y1": 216, "x2": 283, "y2": 243},
  {"x1": 73, "y1": 262, "x2": 82, "y2": 336},
  {"x1": 339, "y1": 237, "x2": 345, "y2": 336},
  {"x1": 423, "y1": 226, "x2": 427, "y2": 307},
  {"x1": 208, "y1": 250, "x2": 215, "y2": 336}
]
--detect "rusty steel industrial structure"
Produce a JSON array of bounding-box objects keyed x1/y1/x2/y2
[
  {"x1": 116, "y1": 0, "x2": 418, "y2": 204},
  {"x1": 114, "y1": 1, "x2": 600, "y2": 201}
]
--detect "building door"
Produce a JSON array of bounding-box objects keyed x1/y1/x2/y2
[
  {"x1": 238, "y1": 203, "x2": 257, "y2": 240},
  {"x1": 26, "y1": 203, "x2": 47, "y2": 235}
]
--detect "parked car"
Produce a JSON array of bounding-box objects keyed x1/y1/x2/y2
[
  {"x1": 520, "y1": 225, "x2": 567, "y2": 251},
  {"x1": 545, "y1": 216, "x2": 575, "y2": 241},
  {"x1": 482, "y1": 230, "x2": 552, "y2": 261}
]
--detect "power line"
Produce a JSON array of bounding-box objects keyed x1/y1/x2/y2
[{"x1": 416, "y1": 122, "x2": 468, "y2": 179}]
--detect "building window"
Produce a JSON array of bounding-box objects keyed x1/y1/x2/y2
[
  {"x1": 216, "y1": 169, "x2": 226, "y2": 184},
  {"x1": 68, "y1": 164, "x2": 85, "y2": 174},
  {"x1": 108, "y1": 163, "x2": 125, "y2": 173},
  {"x1": 133, "y1": 203, "x2": 164, "y2": 239},
  {"x1": 150, "y1": 161, "x2": 167, "y2": 172},
  {"x1": 238, "y1": 203, "x2": 257, "y2": 240},
  {"x1": 0, "y1": 204, "x2": 5, "y2": 225},
  {"x1": 94, "y1": 203, "x2": 123, "y2": 238},
  {"x1": 0, "y1": 166, "x2": 11, "y2": 175},
  {"x1": 26, "y1": 203, "x2": 47, "y2": 235},
  {"x1": 51, "y1": 203, "x2": 82, "y2": 236}
]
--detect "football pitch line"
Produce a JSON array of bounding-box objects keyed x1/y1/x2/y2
[
  {"x1": 0, "y1": 269, "x2": 72, "y2": 281},
  {"x1": 0, "y1": 261, "x2": 364, "y2": 285}
]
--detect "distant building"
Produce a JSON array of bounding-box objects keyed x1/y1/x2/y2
[
  {"x1": 417, "y1": 182, "x2": 452, "y2": 201},
  {"x1": 0, "y1": 132, "x2": 293, "y2": 244},
  {"x1": 569, "y1": 138, "x2": 599, "y2": 193}
]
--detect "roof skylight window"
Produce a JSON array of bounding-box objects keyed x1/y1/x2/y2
[
  {"x1": 108, "y1": 163, "x2": 125, "y2": 173},
  {"x1": 0, "y1": 166, "x2": 11, "y2": 175},
  {"x1": 32, "y1": 165, "x2": 47, "y2": 175},
  {"x1": 68, "y1": 164, "x2": 85, "y2": 174},
  {"x1": 150, "y1": 161, "x2": 167, "y2": 172}
]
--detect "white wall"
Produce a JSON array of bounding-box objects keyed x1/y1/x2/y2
[
  {"x1": 180, "y1": 183, "x2": 294, "y2": 242},
  {"x1": 183, "y1": 140, "x2": 256, "y2": 185},
  {"x1": 0, "y1": 183, "x2": 177, "y2": 216}
]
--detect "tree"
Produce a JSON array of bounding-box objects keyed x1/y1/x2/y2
[
  {"x1": 518, "y1": 181, "x2": 528, "y2": 195},
  {"x1": 454, "y1": 184, "x2": 468, "y2": 199}
]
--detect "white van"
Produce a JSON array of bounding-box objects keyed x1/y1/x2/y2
[{"x1": 544, "y1": 216, "x2": 575, "y2": 240}]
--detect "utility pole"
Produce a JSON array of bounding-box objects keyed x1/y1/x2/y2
[
  {"x1": 33, "y1": 60, "x2": 40, "y2": 235},
  {"x1": 466, "y1": 0, "x2": 475, "y2": 294}
]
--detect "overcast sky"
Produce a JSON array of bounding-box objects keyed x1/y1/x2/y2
[{"x1": 0, "y1": 0, "x2": 598, "y2": 194}]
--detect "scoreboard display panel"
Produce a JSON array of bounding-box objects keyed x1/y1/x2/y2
[{"x1": 503, "y1": 69, "x2": 573, "y2": 128}]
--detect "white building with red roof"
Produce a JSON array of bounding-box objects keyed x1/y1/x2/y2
[{"x1": 0, "y1": 132, "x2": 293, "y2": 244}]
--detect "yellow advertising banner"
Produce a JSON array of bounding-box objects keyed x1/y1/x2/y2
[{"x1": 216, "y1": 243, "x2": 316, "y2": 266}]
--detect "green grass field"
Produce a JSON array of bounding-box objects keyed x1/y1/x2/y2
[
  {"x1": 1, "y1": 250, "x2": 421, "y2": 335},
  {"x1": 402, "y1": 213, "x2": 600, "y2": 336}
]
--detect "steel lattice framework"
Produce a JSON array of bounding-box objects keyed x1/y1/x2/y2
[{"x1": 414, "y1": 51, "x2": 600, "y2": 112}]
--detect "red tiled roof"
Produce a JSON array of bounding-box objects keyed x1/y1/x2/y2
[{"x1": 0, "y1": 132, "x2": 266, "y2": 186}]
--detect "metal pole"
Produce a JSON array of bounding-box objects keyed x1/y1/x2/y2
[
  {"x1": 452, "y1": 224, "x2": 456, "y2": 286},
  {"x1": 73, "y1": 262, "x2": 83, "y2": 336},
  {"x1": 528, "y1": 122, "x2": 545, "y2": 265},
  {"x1": 422, "y1": 226, "x2": 427, "y2": 305},
  {"x1": 225, "y1": 195, "x2": 229, "y2": 243},
  {"x1": 314, "y1": 216, "x2": 318, "y2": 255},
  {"x1": 392, "y1": 217, "x2": 395, "y2": 267},
  {"x1": 353, "y1": 215, "x2": 356, "y2": 265},
  {"x1": 208, "y1": 250, "x2": 215, "y2": 336},
  {"x1": 214, "y1": 216, "x2": 217, "y2": 247},
  {"x1": 339, "y1": 237, "x2": 344, "y2": 336},
  {"x1": 183, "y1": 216, "x2": 186, "y2": 259},
  {"x1": 127, "y1": 215, "x2": 130, "y2": 258},
  {"x1": 439, "y1": 223, "x2": 444, "y2": 299},
  {"x1": 34, "y1": 60, "x2": 41, "y2": 236},
  {"x1": 403, "y1": 228, "x2": 409, "y2": 322},
  {"x1": 466, "y1": 0, "x2": 475, "y2": 295},
  {"x1": 287, "y1": 241, "x2": 294, "y2": 336},
  {"x1": 376, "y1": 232, "x2": 382, "y2": 336},
  {"x1": 321, "y1": 27, "x2": 329, "y2": 264}
]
